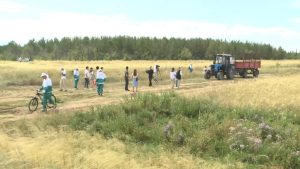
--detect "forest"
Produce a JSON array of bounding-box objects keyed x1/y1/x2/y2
[{"x1": 0, "y1": 36, "x2": 297, "y2": 61}]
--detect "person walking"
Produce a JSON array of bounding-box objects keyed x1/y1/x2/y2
[
  {"x1": 74, "y1": 67, "x2": 79, "y2": 90},
  {"x1": 176, "y1": 67, "x2": 182, "y2": 88},
  {"x1": 125, "y1": 66, "x2": 130, "y2": 91},
  {"x1": 146, "y1": 66, "x2": 154, "y2": 86},
  {"x1": 89, "y1": 67, "x2": 95, "y2": 90},
  {"x1": 96, "y1": 69, "x2": 106, "y2": 96},
  {"x1": 170, "y1": 68, "x2": 176, "y2": 89},
  {"x1": 84, "y1": 66, "x2": 89, "y2": 89},
  {"x1": 132, "y1": 69, "x2": 138, "y2": 93},
  {"x1": 59, "y1": 67, "x2": 67, "y2": 92},
  {"x1": 39, "y1": 73, "x2": 55, "y2": 112}
]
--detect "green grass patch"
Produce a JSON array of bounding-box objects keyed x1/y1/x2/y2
[{"x1": 5, "y1": 90, "x2": 300, "y2": 168}]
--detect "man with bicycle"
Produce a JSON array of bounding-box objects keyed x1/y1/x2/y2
[{"x1": 39, "y1": 73, "x2": 55, "y2": 112}]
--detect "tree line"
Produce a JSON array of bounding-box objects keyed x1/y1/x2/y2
[{"x1": 0, "y1": 36, "x2": 297, "y2": 61}]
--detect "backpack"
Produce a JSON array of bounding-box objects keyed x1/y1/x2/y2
[{"x1": 176, "y1": 71, "x2": 181, "y2": 79}]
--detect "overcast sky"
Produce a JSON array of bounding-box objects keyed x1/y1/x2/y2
[{"x1": 0, "y1": 0, "x2": 299, "y2": 51}]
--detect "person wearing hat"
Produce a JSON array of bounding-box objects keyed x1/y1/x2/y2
[
  {"x1": 95, "y1": 69, "x2": 106, "y2": 96},
  {"x1": 59, "y1": 67, "x2": 67, "y2": 92},
  {"x1": 74, "y1": 67, "x2": 79, "y2": 90},
  {"x1": 39, "y1": 73, "x2": 55, "y2": 112}
]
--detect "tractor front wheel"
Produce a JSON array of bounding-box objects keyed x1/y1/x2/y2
[{"x1": 217, "y1": 72, "x2": 223, "y2": 80}]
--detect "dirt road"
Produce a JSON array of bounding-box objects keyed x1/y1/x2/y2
[{"x1": 0, "y1": 75, "x2": 266, "y2": 123}]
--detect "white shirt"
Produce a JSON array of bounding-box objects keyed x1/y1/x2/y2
[
  {"x1": 170, "y1": 72, "x2": 176, "y2": 79},
  {"x1": 61, "y1": 70, "x2": 66, "y2": 79},
  {"x1": 190, "y1": 64, "x2": 193, "y2": 69},
  {"x1": 154, "y1": 64, "x2": 157, "y2": 73},
  {"x1": 97, "y1": 72, "x2": 106, "y2": 79},
  {"x1": 74, "y1": 70, "x2": 79, "y2": 76},
  {"x1": 42, "y1": 78, "x2": 52, "y2": 88},
  {"x1": 85, "y1": 69, "x2": 89, "y2": 78},
  {"x1": 203, "y1": 68, "x2": 207, "y2": 73},
  {"x1": 47, "y1": 78, "x2": 52, "y2": 86}
]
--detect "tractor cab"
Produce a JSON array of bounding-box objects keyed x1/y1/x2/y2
[
  {"x1": 205, "y1": 54, "x2": 236, "y2": 80},
  {"x1": 213, "y1": 54, "x2": 235, "y2": 71}
]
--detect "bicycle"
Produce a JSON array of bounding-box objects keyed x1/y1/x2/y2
[{"x1": 28, "y1": 90, "x2": 57, "y2": 111}]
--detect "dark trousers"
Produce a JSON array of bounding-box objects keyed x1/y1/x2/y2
[
  {"x1": 149, "y1": 77, "x2": 152, "y2": 86},
  {"x1": 84, "y1": 78, "x2": 89, "y2": 88},
  {"x1": 125, "y1": 78, "x2": 129, "y2": 90}
]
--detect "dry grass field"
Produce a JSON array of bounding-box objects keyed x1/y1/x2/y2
[{"x1": 1, "y1": 60, "x2": 300, "y2": 168}]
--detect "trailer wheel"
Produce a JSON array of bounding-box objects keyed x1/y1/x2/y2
[
  {"x1": 253, "y1": 70, "x2": 259, "y2": 77},
  {"x1": 215, "y1": 74, "x2": 217, "y2": 78},
  {"x1": 204, "y1": 71, "x2": 211, "y2": 79},
  {"x1": 242, "y1": 70, "x2": 247, "y2": 78},
  {"x1": 227, "y1": 68, "x2": 234, "y2": 79},
  {"x1": 217, "y1": 72, "x2": 223, "y2": 80}
]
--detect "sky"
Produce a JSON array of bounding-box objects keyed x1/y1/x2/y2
[{"x1": 0, "y1": 0, "x2": 299, "y2": 52}]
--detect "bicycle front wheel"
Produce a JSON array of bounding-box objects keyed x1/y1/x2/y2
[
  {"x1": 29, "y1": 98, "x2": 38, "y2": 111},
  {"x1": 47, "y1": 95, "x2": 57, "y2": 108}
]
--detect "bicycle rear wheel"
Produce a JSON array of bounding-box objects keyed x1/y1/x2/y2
[
  {"x1": 47, "y1": 95, "x2": 57, "y2": 108},
  {"x1": 29, "y1": 98, "x2": 38, "y2": 111}
]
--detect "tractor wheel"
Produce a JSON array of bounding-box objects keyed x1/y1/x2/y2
[
  {"x1": 242, "y1": 70, "x2": 247, "y2": 78},
  {"x1": 253, "y1": 70, "x2": 259, "y2": 77},
  {"x1": 204, "y1": 71, "x2": 211, "y2": 79},
  {"x1": 226, "y1": 68, "x2": 234, "y2": 79},
  {"x1": 217, "y1": 72, "x2": 223, "y2": 80}
]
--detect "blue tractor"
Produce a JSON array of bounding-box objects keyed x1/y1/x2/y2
[{"x1": 204, "y1": 54, "x2": 235, "y2": 80}]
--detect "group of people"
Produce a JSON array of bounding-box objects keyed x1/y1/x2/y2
[
  {"x1": 39, "y1": 63, "x2": 203, "y2": 111},
  {"x1": 18, "y1": 57, "x2": 31, "y2": 62},
  {"x1": 57, "y1": 66, "x2": 106, "y2": 96}
]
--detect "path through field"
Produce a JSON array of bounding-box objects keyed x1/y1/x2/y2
[{"x1": 0, "y1": 75, "x2": 269, "y2": 123}]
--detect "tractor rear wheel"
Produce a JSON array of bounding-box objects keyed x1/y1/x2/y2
[
  {"x1": 204, "y1": 71, "x2": 211, "y2": 79},
  {"x1": 217, "y1": 72, "x2": 223, "y2": 80},
  {"x1": 227, "y1": 68, "x2": 234, "y2": 79},
  {"x1": 242, "y1": 70, "x2": 247, "y2": 78},
  {"x1": 253, "y1": 70, "x2": 259, "y2": 77}
]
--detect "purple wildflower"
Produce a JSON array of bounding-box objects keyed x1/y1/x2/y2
[
  {"x1": 229, "y1": 127, "x2": 236, "y2": 133},
  {"x1": 265, "y1": 125, "x2": 273, "y2": 131},
  {"x1": 240, "y1": 144, "x2": 245, "y2": 150},
  {"x1": 267, "y1": 135, "x2": 272, "y2": 140},
  {"x1": 276, "y1": 134, "x2": 282, "y2": 140},
  {"x1": 259, "y1": 123, "x2": 266, "y2": 130},
  {"x1": 254, "y1": 138, "x2": 262, "y2": 148}
]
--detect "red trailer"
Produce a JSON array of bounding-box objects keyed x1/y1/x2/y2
[{"x1": 233, "y1": 54, "x2": 261, "y2": 78}]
